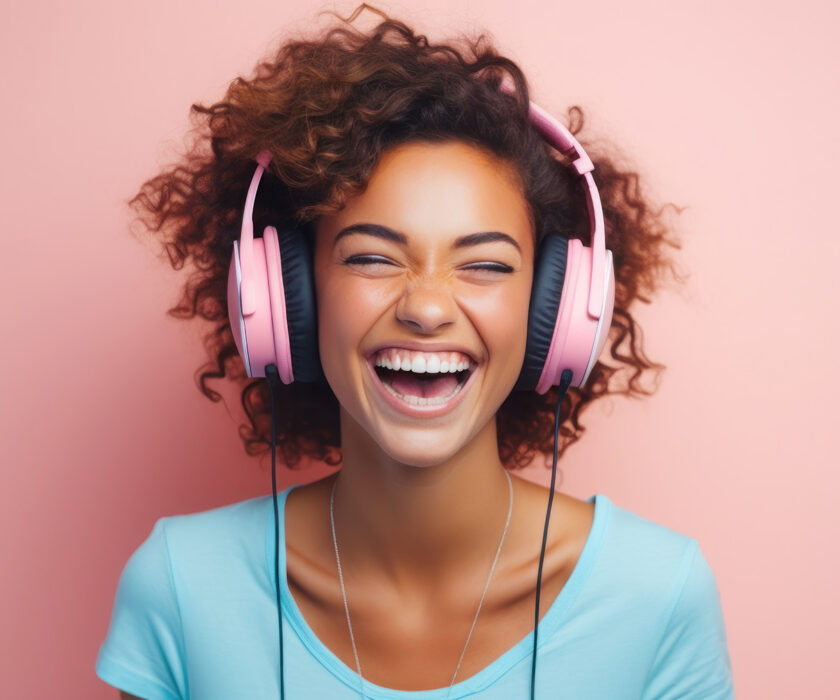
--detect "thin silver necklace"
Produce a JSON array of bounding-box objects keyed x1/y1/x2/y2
[{"x1": 329, "y1": 470, "x2": 514, "y2": 700}]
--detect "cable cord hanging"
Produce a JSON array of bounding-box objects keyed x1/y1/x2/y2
[
  {"x1": 531, "y1": 367, "x2": 573, "y2": 699},
  {"x1": 264, "y1": 364, "x2": 285, "y2": 699},
  {"x1": 264, "y1": 363, "x2": 574, "y2": 700}
]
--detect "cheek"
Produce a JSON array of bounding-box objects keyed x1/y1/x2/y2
[
  {"x1": 314, "y1": 277, "x2": 380, "y2": 375},
  {"x1": 466, "y1": 279, "x2": 532, "y2": 362}
]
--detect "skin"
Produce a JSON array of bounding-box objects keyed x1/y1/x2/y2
[{"x1": 116, "y1": 140, "x2": 596, "y2": 699}]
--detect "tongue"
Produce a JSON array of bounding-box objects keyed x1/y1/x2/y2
[{"x1": 389, "y1": 372, "x2": 459, "y2": 398}]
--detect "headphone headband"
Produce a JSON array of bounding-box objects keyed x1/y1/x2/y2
[{"x1": 498, "y1": 78, "x2": 605, "y2": 319}]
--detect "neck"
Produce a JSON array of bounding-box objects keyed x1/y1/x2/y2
[{"x1": 328, "y1": 409, "x2": 515, "y2": 597}]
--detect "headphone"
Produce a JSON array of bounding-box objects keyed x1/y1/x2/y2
[{"x1": 226, "y1": 80, "x2": 616, "y2": 699}]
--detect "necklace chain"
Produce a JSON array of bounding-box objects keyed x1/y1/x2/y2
[{"x1": 329, "y1": 470, "x2": 514, "y2": 700}]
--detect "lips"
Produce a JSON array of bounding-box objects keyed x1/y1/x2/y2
[{"x1": 365, "y1": 352, "x2": 479, "y2": 418}]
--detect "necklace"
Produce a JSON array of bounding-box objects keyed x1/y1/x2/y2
[{"x1": 329, "y1": 469, "x2": 514, "y2": 700}]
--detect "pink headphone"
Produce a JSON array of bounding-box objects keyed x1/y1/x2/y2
[{"x1": 227, "y1": 82, "x2": 615, "y2": 393}]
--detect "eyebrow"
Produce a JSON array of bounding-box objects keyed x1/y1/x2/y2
[{"x1": 332, "y1": 223, "x2": 521, "y2": 253}]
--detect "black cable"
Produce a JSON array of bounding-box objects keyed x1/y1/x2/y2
[
  {"x1": 264, "y1": 364, "x2": 285, "y2": 700},
  {"x1": 530, "y1": 368, "x2": 573, "y2": 700}
]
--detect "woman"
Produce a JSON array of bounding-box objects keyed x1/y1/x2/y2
[{"x1": 96, "y1": 4, "x2": 734, "y2": 698}]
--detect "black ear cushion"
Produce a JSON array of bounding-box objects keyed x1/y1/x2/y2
[
  {"x1": 514, "y1": 234, "x2": 569, "y2": 392},
  {"x1": 274, "y1": 224, "x2": 325, "y2": 384}
]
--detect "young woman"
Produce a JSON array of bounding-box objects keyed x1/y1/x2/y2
[{"x1": 96, "y1": 4, "x2": 734, "y2": 699}]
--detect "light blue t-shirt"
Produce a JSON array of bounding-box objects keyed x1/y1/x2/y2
[{"x1": 96, "y1": 485, "x2": 734, "y2": 699}]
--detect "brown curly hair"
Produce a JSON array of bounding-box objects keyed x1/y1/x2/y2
[{"x1": 128, "y1": 3, "x2": 687, "y2": 474}]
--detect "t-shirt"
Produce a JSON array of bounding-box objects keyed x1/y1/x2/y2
[{"x1": 96, "y1": 484, "x2": 735, "y2": 699}]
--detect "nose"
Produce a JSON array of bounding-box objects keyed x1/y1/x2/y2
[{"x1": 394, "y1": 274, "x2": 458, "y2": 333}]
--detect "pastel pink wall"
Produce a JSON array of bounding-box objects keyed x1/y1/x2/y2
[{"x1": 2, "y1": 0, "x2": 837, "y2": 697}]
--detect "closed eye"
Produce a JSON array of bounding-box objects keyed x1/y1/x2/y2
[
  {"x1": 341, "y1": 255, "x2": 396, "y2": 267},
  {"x1": 342, "y1": 255, "x2": 513, "y2": 273},
  {"x1": 464, "y1": 262, "x2": 514, "y2": 273}
]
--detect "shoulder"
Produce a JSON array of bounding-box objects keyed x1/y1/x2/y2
[
  {"x1": 607, "y1": 497, "x2": 695, "y2": 549},
  {"x1": 597, "y1": 499, "x2": 731, "y2": 659},
  {"x1": 601, "y1": 497, "x2": 703, "y2": 590},
  {"x1": 510, "y1": 481, "x2": 722, "y2": 641},
  {"x1": 604, "y1": 501, "x2": 728, "y2": 632},
  {"x1": 148, "y1": 494, "x2": 275, "y2": 588},
  {"x1": 158, "y1": 493, "x2": 270, "y2": 539},
  {"x1": 522, "y1": 481, "x2": 702, "y2": 570},
  {"x1": 109, "y1": 495, "x2": 273, "y2": 602},
  {"x1": 113, "y1": 494, "x2": 273, "y2": 573},
  {"x1": 517, "y1": 481, "x2": 704, "y2": 589},
  {"x1": 557, "y1": 493, "x2": 724, "y2": 634}
]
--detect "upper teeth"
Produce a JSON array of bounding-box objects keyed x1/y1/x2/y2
[{"x1": 373, "y1": 349, "x2": 474, "y2": 374}]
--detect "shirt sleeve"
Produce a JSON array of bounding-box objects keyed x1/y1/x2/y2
[
  {"x1": 641, "y1": 538, "x2": 735, "y2": 700},
  {"x1": 96, "y1": 517, "x2": 187, "y2": 700}
]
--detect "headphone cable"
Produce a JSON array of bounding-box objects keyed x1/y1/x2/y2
[
  {"x1": 531, "y1": 367, "x2": 573, "y2": 699},
  {"x1": 265, "y1": 364, "x2": 285, "y2": 699}
]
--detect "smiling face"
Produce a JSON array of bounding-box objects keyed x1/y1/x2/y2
[{"x1": 312, "y1": 139, "x2": 535, "y2": 468}]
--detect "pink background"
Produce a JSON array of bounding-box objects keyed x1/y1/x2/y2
[{"x1": 2, "y1": 1, "x2": 837, "y2": 697}]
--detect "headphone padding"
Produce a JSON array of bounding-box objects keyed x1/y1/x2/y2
[
  {"x1": 275, "y1": 225, "x2": 325, "y2": 383},
  {"x1": 514, "y1": 234, "x2": 568, "y2": 392}
]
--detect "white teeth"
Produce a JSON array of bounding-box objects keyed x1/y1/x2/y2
[{"x1": 373, "y1": 351, "x2": 473, "y2": 374}]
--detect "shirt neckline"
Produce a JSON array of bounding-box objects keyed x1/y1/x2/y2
[{"x1": 265, "y1": 484, "x2": 612, "y2": 699}]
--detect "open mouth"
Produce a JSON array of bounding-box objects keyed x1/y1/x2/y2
[{"x1": 373, "y1": 363, "x2": 474, "y2": 406}]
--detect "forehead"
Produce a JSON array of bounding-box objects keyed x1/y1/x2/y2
[
  {"x1": 323, "y1": 140, "x2": 534, "y2": 246},
  {"x1": 372, "y1": 139, "x2": 524, "y2": 190}
]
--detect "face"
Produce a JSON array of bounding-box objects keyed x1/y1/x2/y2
[{"x1": 313, "y1": 140, "x2": 535, "y2": 468}]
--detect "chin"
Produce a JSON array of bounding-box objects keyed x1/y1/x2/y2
[{"x1": 374, "y1": 430, "x2": 466, "y2": 469}]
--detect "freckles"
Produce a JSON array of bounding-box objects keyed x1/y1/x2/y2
[
  {"x1": 465, "y1": 285, "x2": 523, "y2": 318},
  {"x1": 346, "y1": 276, "x2": 404, "y2": 315},
  {"x1": 320, "y1": 278, "x2": 386, "y2": 345}
]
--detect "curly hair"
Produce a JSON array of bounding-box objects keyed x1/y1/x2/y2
[{"x1": 128, "y1": 3, "x2": 687, "y2": 474}]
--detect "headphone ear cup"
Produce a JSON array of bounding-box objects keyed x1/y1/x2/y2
[
  {"x1": 227, "y1": 223, "x2": 324, "y2": 383},
  {"x1": 265, "y1": 224, "x2": 324, "y2": 384},
  {"x1": 515, "y1": 234, "x2": 569, "y2": 392},
  {"x1": 228, "y1": 232, "x2": 276, "y2": 379},
  {"x1": 516, "y1": 234, "x2": 616, "y2": 394}
]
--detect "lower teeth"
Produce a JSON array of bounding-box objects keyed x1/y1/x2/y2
[{"x1": 380, "y1": 376, "x2": 467, "y2": 406}]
